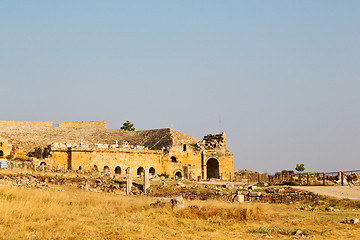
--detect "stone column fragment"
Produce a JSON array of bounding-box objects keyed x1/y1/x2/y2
[
  {"x1": 126, "y1": 167, "x2": 132, "y2": 195},
  {"x1": 143, "y1": 168, "x2": 150, "y2": 194}
]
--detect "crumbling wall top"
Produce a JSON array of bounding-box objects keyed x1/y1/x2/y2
[
  {"x1": 202, "y1": 132, "x2": 227, "y2": 149},
  {"x1": 58, "y1": 121, "x2": 107, "y2": 129},
  {"x1": 0, "y1": 120, "x2": 52, "y2": 128}
]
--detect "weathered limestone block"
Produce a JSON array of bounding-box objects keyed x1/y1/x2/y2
[
  {"x1": 171, "y1": 196, "x2": 185, "y2": 210},
  {"x1": 248, "y1": 191, "x2": 262, "y2": 197},
  {"x1": 233, "y1": 194, "x2": 244, "y2": 203}
]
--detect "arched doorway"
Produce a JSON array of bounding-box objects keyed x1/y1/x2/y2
[
  {"x1": 115, "y1": 166, "x2": 121, "y2": 174},
  {"x1": 171, "y1": 156, "x2": 177, "y2": 162},
  {"x1": 0, "y1": 150, "x2": 3, "y2": 157},
  {"x1": 207, "y1": 158, "x2": 220, "y2": 179},
  {"x1": 103, "y1": 166, "x2": 110, "y2": 172},
  {"x1": 149, "y1": 167, "x2": 155, "y2": 175},
  {"x1": 137, "y1": 167, "x2": 144, "y2": 176},
  {"x1": 175, "y1": 171, "x2": 182, "y2": 179}
]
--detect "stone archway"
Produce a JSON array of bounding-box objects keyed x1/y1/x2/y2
[
  {"x1": 115, "y1": 166, "x2": 121, "y2": 174},
  {"x1": 149, "y1": 167, "x2": 155, "y2": 175},
  {"x1": 207, "y1": 158, "x2": 220, "y2": 179}
]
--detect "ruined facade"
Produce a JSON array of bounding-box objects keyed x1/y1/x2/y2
[
  {"x1": 0, "y1": 138, "x2": 13, "y2": 159},
  {"x1": 0, "y1": 120, "x2": 234, "y2": 180}
]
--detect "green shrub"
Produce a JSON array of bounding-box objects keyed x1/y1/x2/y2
[{"x1": 158, "y1": 173, "x2": 169, "y2": 178}]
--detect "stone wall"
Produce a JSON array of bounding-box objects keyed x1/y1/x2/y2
[
  {"x1": 50, "y1": 148, "x2": 164, "y2": 178},
  {"x1": 0, "y1": 120, "x2": 52, "y2": 127},
  {"x1": 0, "y1": 126, "x2": 177, "y2": 152},
  {"x1": 58, "y1": 121, "x2": 107, "y2": 129},
  {"x1": 48, "y1": 141, "x2": 234, "y2": 181}
]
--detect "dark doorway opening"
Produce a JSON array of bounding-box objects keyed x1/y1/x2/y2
[{"x1": 206, "y1": 158, "x2": 220, "y2": 179}]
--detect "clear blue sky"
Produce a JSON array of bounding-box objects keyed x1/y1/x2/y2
[{"x1": 1, "y1": 1, "x2": 359, "y2": 173}]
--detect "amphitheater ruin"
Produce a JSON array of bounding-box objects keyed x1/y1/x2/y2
[{"x1": 0, "y1": 120, "x2": 234, "y2": 180}]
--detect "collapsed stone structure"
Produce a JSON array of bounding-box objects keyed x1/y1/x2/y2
[
  {"x1": 0, "y1": 138, "x2": 12, "y2": 159},
  {"x1": 0, "y1": 120, "x2": 234, "y2": 180}
]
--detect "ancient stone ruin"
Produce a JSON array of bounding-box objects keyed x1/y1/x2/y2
[{"x1": 0, "y1": 120, "x2": 234, "y2": 180}]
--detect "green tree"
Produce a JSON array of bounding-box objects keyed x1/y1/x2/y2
[
  {"x1": 295, "y1": 163, "x2": 305, "y2": 173},
  {"x1": 120, "y1": 120, "x2": 135, "y2": 131},
  {"x1": 295, "y1": 163, "x2": 305, "y2": 182}
]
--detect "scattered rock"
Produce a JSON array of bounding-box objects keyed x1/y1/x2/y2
[
  {"x1": 177, "y1": 182, "x2": 186, "y2": 187},
  {"x1": 325, "y1": 206, "x2": 339, "y2": 211},
  {"x1": 150, "y1": 198, "x2": 167, "y2": 208},
  {"x1": 248, "y1": 185, "x2": 258, "y2": 190},
  {"x1": 294, "y1": 230, "x2": 302, "y2": 236},
  {"x1": 342, "y1": 218, "x2": 359, "y2": 224},
  {"x1": 188, "y1": 205, "x2": 202, "y2": 210},
  {"x1": 248, "y1": 191, "x2": 262, "y2": 197},
  {"x1": 256, "y1": 182, "x2": 269, "y2": 187},
  {"x1": 224, "y1": 183, "x2": 234, "y2": 188},
  {"x1": 0, "y1": 175, "x2": 54, "y2": 191},
  {"x1": 233, "y1": 194, "x2": 245, "y2": 203},
  {"x1": 171, "y1": 196, "x2": 185, "y2": 210}
]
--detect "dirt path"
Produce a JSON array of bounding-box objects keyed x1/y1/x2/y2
[{"x1": 293, "y1": 186, "x2": 360, "y2": 200}]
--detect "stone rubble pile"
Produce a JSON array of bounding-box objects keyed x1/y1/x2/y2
[
  {"x1": 76, "y1": 179, "x2": 127, "y2": 193},
  {"x1": 342, "y1": 218, "x2": 359, "y2": 224},
  {"x1": 149, "y1": 184, "x2": 319, "y2": 204},
  {"x1": 0, "y1": 175, "x2": 55, "y2": 191},
  {"x1": 0, "y1": 173, "x2": 320, "y2": 205},
  {"x1": 150, "y1": 197, "x2": 185, "y2": 209}
]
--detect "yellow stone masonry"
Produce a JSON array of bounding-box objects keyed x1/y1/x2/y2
[
  {"x1": 58, "y1": 121, "x2": 106, "y2": 129},
  {"x1": 0, "y1": 121, "x2": 234, "y2": 180},
  {"x1": 0, "y1": 120, "x2": 52, "y2": 127}
]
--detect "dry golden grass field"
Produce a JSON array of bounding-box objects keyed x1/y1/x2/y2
[{"x1": 0, "y1": 183, "x2": 359, "y2": 240}]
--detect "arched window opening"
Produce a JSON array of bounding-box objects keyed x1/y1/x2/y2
[
  {"x1": 183, "y1": 144, "x2": 187, "y2": 151},
  {"x1": 137, "y1": 167, "x2": 144, "y2": 176},
  {"x1": 40, "y1": 162, "x2": 47, "y2": 166},
  {"x1": 115, "y1": 166, "x2": 121, "y2": 174},
  {"x1": 0, "y1": 150, "x2": 4, "y2": 157},
  {"x1": 149, "y1": 167, "x2": 155, "y2": 175},
  {"x1": 175, "y1": 171, "x2": 182, "y2": 179},
  {"x1": 171, "y1": 156, "x2": 177, "y2": 162},
  {"x1": 78, "y1": 166, "x2": 82, "y2": 170},
  {"x1": 104, "y1": 166, "x2": 110, "y2": 172}
]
